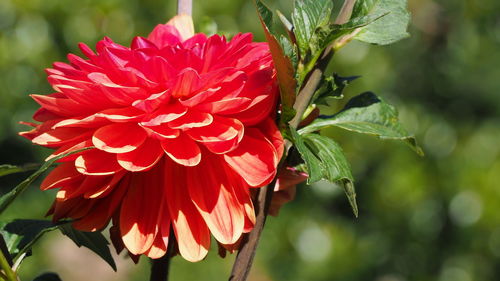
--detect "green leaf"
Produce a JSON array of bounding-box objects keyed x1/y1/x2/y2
[
  {"x1": 292, "y1": 0, "x2": 333, "y2": 55},
  {"x1": 352, "y1": 0, "x2": 410, "y2": 45},
  {"x1": 0, "y1": 164, "x2": 39, "y2": 177},
  {"x1": 310, "y1": 12, "x2": 386, "y2": 53},
  {"x1": 256, "y1": 0, "x2": 273, "y2": 32},
  {"x1": 312, "y1": 74, "x2": 359, "y2": 105},
  {"x1": 0, "y1": 147, "x2": 93, "y2": 215},
  {"x1": 299, "y1": 92, "x2": 423, "y2": 155},
  {"x1": 0, "y1": 220, "x2": 64, "y2": 263},
  {"x1": 303, "y1": 134, "x2": 358, "y2": 217},
  {"x1": 289, "y1": 128, "x2": 323, "y2": 183},
  {"x1": 290, "y1": 129, "x2": 358, "y2": 217},
  {"x1": 33, "y1": 273, "x2": 62, "y2": 281},
  {"x1": 59, "y1": 224, "x2": 116, "y2": 271}
]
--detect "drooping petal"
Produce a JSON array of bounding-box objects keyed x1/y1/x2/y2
[
  {"x1": 186, "y1": 153, "x2": 245, "y2": 245},
  {"x1": 92, "y1": 123, "x2": 147, "y2": 153},
  {"x1": 120, "y1": 165, "x2": 165, "y2": 255},
  {"x1": 165, "y1": 159, "x2": 210, "y2": 262}
]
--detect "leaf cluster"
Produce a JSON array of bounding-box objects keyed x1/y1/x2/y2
[{"x1": 255, "y1": 0, "x2": 419, "y2": 216}]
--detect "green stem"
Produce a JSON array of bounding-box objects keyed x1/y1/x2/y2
[{"x1": 0, "y1": 251, "x2": 16, "y2": 281}]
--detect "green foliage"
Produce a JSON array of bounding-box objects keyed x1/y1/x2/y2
[
  {"x1": 291, "y1": 0, "x2": 333, "y2": 56},
  {"x1": 300, "y1": 92, "x2": 423, "y2": 155},
  {"x1": 352, "y1": 0, "x2": 410, "y2": 45},
  {"x1": 303, "y1": 134, "x2": 358, "y2": 217},
  {"x1": 59, "y1": 224, "x2": 116, "y2": 271},
  {"x1": 0, "y1": 164, "x2": 39, "y2": 178},
  {"x1": 290, "y1": 129, "x2": 358, "y2": 216},
  {"x1": 0, "y1": 220, "x2": 60, "y2": 263},
  {"x1": 312, "y1": 74, "x2": 359, "y2": 105}
]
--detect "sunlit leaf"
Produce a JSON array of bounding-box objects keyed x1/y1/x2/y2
[
  {"x1": 291, "y1": 0, "x2": 333, "y2": 55},
  {"x1": 352, "y1": 0, "x2": 410, "y2": 45},
  {"x1": 299, "y1": 92, "x2": 423, "y2": 155}
]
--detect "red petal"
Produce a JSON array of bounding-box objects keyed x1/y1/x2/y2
[
  {"x1": 165, "y1": 160, "x2": 210, "y2": 262},
  {"x1": 230, "y1": 175, "x2": 256, "y2": 233},
  {"x1": 145, "y1": 204, "x2": 171, "y2": 259},
  {"x1": 223, "y1": 128, "x2": 278, "y2": 187},
  {"x1": 167, "y1": 110, "x2": 213, "y2": 130},
  {"x1": 186, "y1": 154, "x2": 245, "y2": 244},
  {"x1": 46, "y1": 140, "x2": 93, "y2": 162},
  {"x1": 95, "y1": 107, "x2": 145, "y2": 122},
  {"x1": 141, "y1": 124, "x2": 180, "y2": 140},
  {"x1": 195, "y1": 97, "x2": 252, "y2": 115},
  {"x1": 186, "y1": 117, "x2": 243, "y2": 154},
  {"x1": 84, "y1": 171, "x2": 126, "y2": 199},
  {"x1": 32, "y1": 127, "x2": 92, "y2": 147},
  {"x1": 147, "y1": 24, "x2": 182, "y2": 48},
  {"x1": 31, "y1": 94, "x2": 93, "y2": 117},
  {"x1": 41, "y1": 162, "x2": 83, "y2": 190},
  {"x1": 258, "y1": 118, "x2": 284, "y2": 161},
  {"x1": 75, "y1": 149, "x2": 123, "y2": 175},
  {"x1": 117, "y1": 138, "x2": 164, "y2": 172},
  {"x1": 161, "y1": 134, "x2": 201, "y2": 167},
  {"x1": 171, "y1": 68, "x2": 201, "y2": 98},
  {"x1": 72, "y1": 200, "x2": 111, "y2": 231},
  {"x1": 92, "y1": 123, "x2": 147, "y2": 153},
  {"x1": 87, "y1": 72, "x2": 148, "y2": 105},
  {"x1": 140, "y1": 103, "x2": 187, "y2": 127},
  {"x1": 120, "y1": 165, "x2": 165, "y2": 255}
]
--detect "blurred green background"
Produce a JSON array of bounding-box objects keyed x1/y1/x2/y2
[{"x1": 1, "y1": 0, "x2": 500, "y2": 280}]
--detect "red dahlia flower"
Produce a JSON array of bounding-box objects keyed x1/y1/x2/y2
[{"x1": 20, "y1": 15, "x2": 283, "y2": 262}]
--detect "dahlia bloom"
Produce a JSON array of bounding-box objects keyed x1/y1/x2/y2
[{"x1": 20, "y1": 15, "x2": 283, "y2": 262}]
